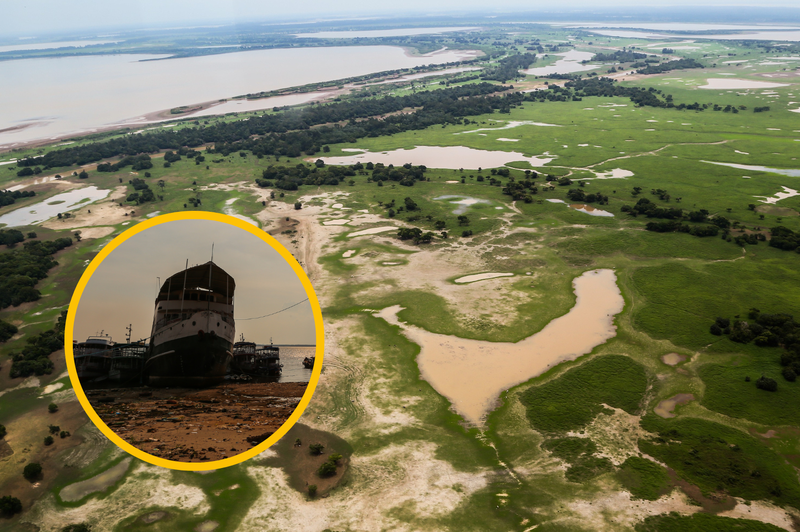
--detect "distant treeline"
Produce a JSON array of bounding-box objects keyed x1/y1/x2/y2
[
  {"x1": 636, "y1": 58, "x2": 704, "y2": 75},
  {"x1": 591, "y1": 50, "x2": 648, "y2": 62},
  {"x1": 257, "y1": 161, "x2": 429, "y2": 191},
  {"x1": 481, "y1": 53, "x2": 537, "y2": 82},
  {"x1": 0, "y1": 237, "x2": 73, "y2": 310},
  {"x1": 9, "y1": 310, "x2": 66, "y2": 379},
  {"x1": 0, "y1": 189, "x2": 35, "y2": 208},
  {"x1": 16, "y1": 84, "x2": 506, "y2": 169}
]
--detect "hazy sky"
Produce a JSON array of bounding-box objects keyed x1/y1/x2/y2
[
  {"x1": 7, "y1": 1, "x2": 800, "y2": 36},
  {"x1": 74, "y1": 219, "x2": 316, "y2": 345}
]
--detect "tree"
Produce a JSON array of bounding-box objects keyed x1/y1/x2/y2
[
  {"x1": 0, "y1": 424, "x2": 6, "y2": 438},
  {"x1": 457, "y1": 215, "x2": 470, "y2": 226},
  {"x1": 404, "y1": 197, "x2": 418, "y2": 211},
  {"x1": 73, "y1": 231, "x2": 82, "y2": 242},
  {"x1": 158, "y1": 180, "x2": 165, "y2": 191},
  {"x1": 0, "y1": 496, "x2": 22, "y2": 516},
  {"x1": 48, "y1": 425, "x2": 60, "y2": 434},
  {"x1": 23, "y1": 462, "x2": 42, "y2": 480},
  {"x1": 78, "y1": 170, "x2": 88, "y2": 179},
  {"x1": 309, "y1": 443, "x2": 324, "y2": 455},
  {"x1": 44, "y1": 435, "x2": 54, "y2": 446},
  {"x1": 328, "y1": 453, "x2": 342, "y2": 464},
  {"x1": 48, "y1": 403, "x2": 58, "y2": 413},
  {"x1": 294, "y1": 201, "x2": 302, "y2": 210},
  {"x1": 434, "y1": 220, "x2": 446, "y2": 230},
  {"x1": 318, "y1": 460, "x2": 337, "y2": 477},
  {"x1": 308, "y1": 485, "x2": 318, "y2": 497}
]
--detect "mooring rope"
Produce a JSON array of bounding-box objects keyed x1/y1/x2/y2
[{"x1": 235, "y1": 298, "x2": 310, "y2": 321}]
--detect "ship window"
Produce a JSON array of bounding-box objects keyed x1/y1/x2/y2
[
  {"x1": 217, "y1": 322, "x2": 220, "y2": 327},
  {"x1": 192, "y1": 321, "x2": 196, "y2": 326}
]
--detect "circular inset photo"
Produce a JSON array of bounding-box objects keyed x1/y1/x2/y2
[{"x1": 65, "y1": 212, "x2": 323, "y2": 470}]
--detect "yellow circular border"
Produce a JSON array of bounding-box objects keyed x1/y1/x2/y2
[{"x1": 64, "y1": 211, "x2": 324, "y2": 471}]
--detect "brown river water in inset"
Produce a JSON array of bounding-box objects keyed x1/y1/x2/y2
[{"x1": 376, "y1": 269, "x2": 624, "y2": 425}]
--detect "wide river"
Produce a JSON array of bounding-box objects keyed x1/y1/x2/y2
[{"x1": 0, "y1": 46, "x2": 478, "y2": 147}]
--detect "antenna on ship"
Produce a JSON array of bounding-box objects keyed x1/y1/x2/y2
[
  {"x1": 126, "y1": 324, "x2": 132, "y2": 344},
  {"x1": 211, "y1": 243, "x2": 214, "y2": 263}
]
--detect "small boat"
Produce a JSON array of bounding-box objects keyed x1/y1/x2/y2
[
  {"x1": 302, "y1": 356, "x2": 315, "y2": 369},
  {"x1": 231, "y1": 335, "x2": 282, "y2": 376},
  {"x1": 74, "y1": 335, "x2": 115, "y2": 382}
]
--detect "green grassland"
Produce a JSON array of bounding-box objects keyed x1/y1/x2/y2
[{"x1": 2, "y1": 32, "x2": 800, "y2": 530}]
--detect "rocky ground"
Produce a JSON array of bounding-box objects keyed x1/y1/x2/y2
[{"x1": 87, "y1": 382, "x2": 307, "y2": 462}]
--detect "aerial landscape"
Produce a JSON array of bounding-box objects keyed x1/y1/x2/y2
[{"x1": 2, "y1": 1, "x2": 800, "y2": 530}]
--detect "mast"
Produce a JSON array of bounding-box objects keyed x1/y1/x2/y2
[{"x1": 179, "y1": 259, "x2": 188, "y2": 315}]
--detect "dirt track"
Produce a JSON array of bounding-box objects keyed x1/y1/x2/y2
[{"x1": 88, "y1": 381, "x2": 307, "y2": 462}]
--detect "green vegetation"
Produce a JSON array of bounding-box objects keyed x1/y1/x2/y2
[
  {"x1": 635, "y1": 513, "x2": 785, "y2": 532},
  {"x1": 639, "y1": 416, "x2": 800, "y2": 507},
  {"x1": 617, "y1": 457, "x2": 671, "y2": 500},
  {"x1": 48, "y1": 402, "x2": 59, "y2": 413},
  {"x1": 0, "y1": 318, "x2": 17, "y2": 342},
  {"x1": 542, "y1": 437, "x2": 614, "y2": 482},
  {"x1": 9, "y1": 311, "x2": 67, "y2": 378},
  {"x1": 521, "y1": 355, "x2": 648, "y2": 433},
  {"x1": 0, "y1": 237, "x2": 73, "y2": 309}
]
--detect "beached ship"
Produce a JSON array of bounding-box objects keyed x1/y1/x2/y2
[
  {"x1": 74, "y1": 335, "x2": 115, "y2": 382},
  {"x1": 147, "y1": 261, "x2": 235, "y2": 387},
  {"x1": 108, "y1": 342, "x2": 148, "y2": 384},
  {"x1": 231, "y1": 335, "x2": 282, "y2": 376},
  {"x1": 302, "y1": 356, "x2": 315, "y2": 369}
]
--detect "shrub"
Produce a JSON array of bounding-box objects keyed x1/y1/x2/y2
[
  {"x1": 48, "y1": 403, "x2": 58, "y2": 413},
  {"x1": 309, "y1": 443, "x2": 324, "y2": 455},
  {"x1": 44, "y1": 435, "x2": 54, "y2": 446},
  {"x1": 60, "y1": 430, "x2": 70, "y2": 438},
  {"x1": 23, "y1": 462, "x2": 42, "y2": 480},
  {"x1": 0, "y1": 424, "x2": 5, "y2": 438},
  {"x1": 756, "y1": 376, "x2": 778, "y2": 392},
  {"x1": 294, "y1": 201, "x2": 302, "y2": 210},
  {"x1": 328, "y1": 453, "x2": 342, "y2": 464},
  {"x1": 308, "y1": 485, "x2": 317, "y2": 497},
  {"x1": 48, "y1": 424, "x2": 60, "y2": 434},
  {"x1": 782, "y1": 367, "x2": 797, "y2": 382}
]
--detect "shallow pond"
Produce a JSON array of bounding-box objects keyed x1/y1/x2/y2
[
  {"x1": 376, "y1": 269, "x2": 624, "y2": 425},
  {"x1": 701, "y1": 160, "x2": 800, "y2": 177},
  {"x1": 0, "y1": 186, "x2": 110, "y2": 227},
  {"x1": 654, "y1": 393, "x2": 695, "y2": 418},
  {"x1": 321, "y1": 145, "x2": 554, "y2": 169},
  {"x1": 454, "y1": 272, "x2": 514, "y2": 284},
  {"x1": 433, "y1": 195, "x2": 492, "y2": 214},
  {"x1": 546, "y1": 199, "x2": 614, "y2": 217},
  {"x1": 60, "y1": 458, "x2": 132, "y2": 502},
  {"x1": 700, "y1": 78, "x2": 789, "y2": 90},
  {"x1": 524, "y1": 50, "x2": 599, "y2": 76}
]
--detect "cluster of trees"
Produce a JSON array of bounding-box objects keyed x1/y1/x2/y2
[
  {"x1": 0, "y1": 189, "x2": 35, "y2": 208},
  {"x1": 0, "y1": 237, "x2": 72, "y2": 309},
  {"x1": 621, "y1": 198, "x2": 740, "y2": 239},
  {"x1": 257, "y1": 163, "x2": 359, "y2": 190},
  {"x1": 754, "y1": 106, "x2": 771, "y2": 113},
  {"x1": 591, "y1": 50, "x2": 648, "y2": 62},
  {"x1": 710, "y1": 308, "x2": 800, "y2": 382},
  {"x1": 0, "y1": 229, "x2": 27, "y2": 247},
  {"x1": 565, "y1": 78, "x2": 674, "y2": 108},
  {"x1": 644, "y1": 220, "x2": 720, "y2": 237},
  {"x1": 0, "y1": 319, "x2": 18, "y2": 342},
  {"x1": 621, "y1": 198, "x2": 683, "y2": 219},
  {"x1": 9, "y1": 310, "x2": 67, "y2": 378},
  {"x1": 0, "y1": 495, "x2": 22, "y2": 516},
  {"x1": 769, "y1": 226, "x2": 800, "y2": 252},
  {"x1": 371, "y1": 163, "x2": 427, "y2": 187},
  {"x1": 502, "y1": 179, "x2": 538, "y2": 202},
  {"x1": 481, "y1": 53, "x2": 537, "y2": 82},
  {"x1": 15, "y1": 84, "x2": 506, "y2": 169},
  {"x1": 317, "y1": 452, "x2": 343, "y2": 478},
  {"x1": 16, "y1": 166, "x2": 42, "y2": 177},
  {"x1": 397, "y1": 227, "x2": 435, "y2": 244},
  {"x1": 566, "y1": 188, "x2": 608, "y2": 204},
  {"x1": 96, "y1": 154, "x2": 153, "y2": 172},
  {"x1": 126, "y1": 178, "x2": 156, "y2": 204},
  {"x1": 635, "y1": 58, "x2": 704, "y2": 75}
]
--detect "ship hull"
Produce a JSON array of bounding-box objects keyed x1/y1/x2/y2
[{"x1": 147, "y1": 334, "x2": 232, "y2": 387}]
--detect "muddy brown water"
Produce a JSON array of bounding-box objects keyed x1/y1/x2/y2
[
  {"x1": 654, "y1": 393, "x2": 695, "y2": 418},
  {"x1": 661, "y1": 353, "x2": 687, "y2": 366},
  {"x1": 376, "y1": 269, "x2": 624, "y2": 425}
]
